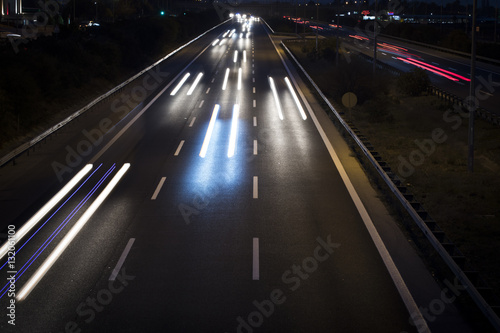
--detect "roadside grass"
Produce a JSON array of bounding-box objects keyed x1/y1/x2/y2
[{"x1": 286, "y1": 40, "x2": 500, "y2": 297}]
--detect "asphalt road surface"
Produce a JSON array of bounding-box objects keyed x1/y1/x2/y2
[{"x1": 0, "y1": 18, "x2": 478, "y2": 333}]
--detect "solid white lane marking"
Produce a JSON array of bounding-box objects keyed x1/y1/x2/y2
[
  {"x1": 206, "y1": 87, "x2": 211, "y2": 94},
  {"x1": 200, "y1": 105, "x2": 220, "y2": 158},
  {"x1": 189, "y1": 117, "x2": 197, "y2": 127},
  {"x1": 187, "y1": 72, "x2": 203, "y2": 96},
  {"x1": 267, "y1": 33, "x2": 430, "y2": 332},
  {"x1": 0, "y1": 164, "x2": 93, "y2": 261},
  {"x1": 253, "y1": 116, "x2": 257, "y2": 127},
  {"x1": 174, "y1": 140, "x2": 185, "y2": 156},
  {"x1": 199, "y1": 100, "x2": 204, "y2": 108},
  {"x1": 253, "y1": 237, "x2": 259, "y2": 280},
  {"x1": 253, "y1": 176, "x2": 258, "y2": 199},
  {"x1": 253, "y1": 140, "x2": 257, "y2": 155},
  {"x1": 253, "y1": 99, "x2": 256, "y2": 108},
  {"x1": 109, "y1": 238, "x2": 135, "y2": 281},
  {"x1": 151, "y1": 177, "x2": 166, "y2": 200},
  {"x1": 170, "y1": 73, "x2": 191, "y2": 96},
  {"x1": 228, "y1": 104, "x2": 240, "y2": 158},
  {"x1": 18, "y1": 163, "x2": 131, "y2": 301}
]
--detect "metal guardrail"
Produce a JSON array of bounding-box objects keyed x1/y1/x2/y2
[
  {"x1": 0, "y1": 19, "x2": 230, "y2": 168},
  {"x1": 281, "y1": 40, "x2": 500, "y2": 331}
]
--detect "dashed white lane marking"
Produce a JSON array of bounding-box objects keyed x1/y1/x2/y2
[
  {"x1": 189, "y1": 117, "x2": 196, "y2": 127},
  {"x1": 151, "y1": 177, "x2": 167, "y2": 200},
  {"x1": 174, "y1": 140, "x2": 185, "y2": 156},
  {"x1": 252, "y1": 237, "x2": 259, "y2": 280},
  {"x1": 253, "y1": 176, "x2": 258, "y2": 199}
]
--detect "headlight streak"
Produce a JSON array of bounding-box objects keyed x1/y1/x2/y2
[
  {"x1": 212, "y1": 39, "x2": 220, "y2": 46},
  {"x1": 238, "y1": 68, "x2": 242, "y2": 90},
  {"x1": 222, "y1": 68, "x2": 230, "y2": 91},
  {"x1": 0, "y1": 164, "x2": 93, "y2": 262},
  {"x1": 240, "y1": 33, "x2": 243, "y2": 39},
  {"x1": 285, "y1": 77, "x2": 307, "y2": 120},
  {"x1": 200, "y1": 105, "x2": 220, "y2": 158},
  {"x1": 246, "y1": 32, "x2": 250, "y2": 39},
  {"x1": 228, "y1": 104, "x2": 240, "y2": 158},
  {"x1": 0, "y1": 164, "x2": 114, "y2": 299},
  {"x1": 170, "y1": 73, "x2": 191, "y2": 95},
  {"x1": 222, "y1": 30, "x2": 229, "y2": 37},
  {"x1": 187, "y1": 72, "x2": 204, "y2": 96},
  {"x1": 243, "y1": 50, "x2": 247, "y2": 62},
  {"x1": 0, "y1": 164, "x2": 103, "y2": 272},
  {"x1": 234, "y1": 50, "x2": 238, "y2": 63},
  {"x1": 219, "y1": 39, "x2": 226, "y2": 46},
  {"x1": 17, "y1": 163, "x2": 131, "y2": 301},
  {"x1": 269, "y1": 77, "x2": 284, "y2": 120}
]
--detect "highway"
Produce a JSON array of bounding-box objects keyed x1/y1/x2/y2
[
  {"x1": 0, "y1": 17, "x2": 477, "y2": 332},
  {"x1": 310, "y1": 22, "x2": 500, "y2": 114}
]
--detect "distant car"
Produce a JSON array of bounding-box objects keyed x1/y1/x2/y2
[{"x1": 79, "y1": 21, "x2": 100, "y2": 30}]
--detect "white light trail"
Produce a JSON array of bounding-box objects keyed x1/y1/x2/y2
[
  {"x1": 187, "y1": 72, "x2": 203, "y2": 95},
  {"x1": 170, "y1": 73, "x2": 190, "y2": 96},
  {"x1": 222, "y1": 30, "x2": 230, "y2": 37},
  {"x1": 243, "y1": 50, "x2": 247, "y2": 62},
  {"x1": 228, "y1": 104, "x2": 239, "y2": 158},
  {"x1": 269, "y1": 77, "x2": 283, "y2": 120},
  {"x1": 237, "y1": 68, "x2": 242, "y2": 90},
  {"x1": 234, "y1": 50, "x2": 238, "y2": 63},
  {"x1": 0, "y1": 164, "x2": 93, "y2": 261},
  {"x1": 199, "y1": 105, "x2": 220, "y2": 158},
  {"x1": 219, "y1": 39, "x2": 226, "y2": 46},
  {"x1": 222, "y1": 68, "x2": 230, "y2": 91},
  {"x1": 212, "y1": 39, "x2": 220, "y2": 46},
  {"x1": 17, "y1": 163, "x2": 131, "y2": 301},
  {"x1": 285, "y1": 77, "x2": 307, "y2": 120}
]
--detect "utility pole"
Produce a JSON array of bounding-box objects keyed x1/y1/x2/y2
[
  {"x1": 373, "y1": 0, "x2": 378, "y2": 74},
  {"x1": 468, "y1": 0, "x2": 477, "y2": 173},
  {"x1": 315, "y1": 2, "x2": 319, "y2": 53}
]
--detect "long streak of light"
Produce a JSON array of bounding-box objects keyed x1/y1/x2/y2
[
  {"x1": 212, "y1": 39, "x2": 220, "y2": 46},
  {"x1": 397, "y1": 58, "x2": 459, "y2": 82},
  {"x1": 222, "y1": 30, "x2": 230, "y2": 37},
  {"x1": 269, "y1": 77, "x2": 283, "y2": 120},
  {"x1": 222, "y1": 68, "x2": 230, "y2": 90},
  {"x1": 243, "y1": 50, "x2": 247, "y2": 62},
  {"x1": 17, "y1": 163, "x2": 131, "y2": 301},
  {"x1": 0, "y1": 164, "x2": 92, "y2": 261},
  {"x1": 234, "y1": 50, "x2": 238, "y2": 63},
  {"x1": 285, "y1": 77, "x2": 307, "y2": 120},
  {"x1": 238, "y1": 68, "x2": 242, "y2": 90},
  {"x1": 200, "y1": 105, "x2": 220, "y2": 158},
  {"x1": 170, "y1": 73, "x2": 191, "y2": 95},
  {"x1": 405, "y1": 58, "x2": 470, "y2": 81},
  {"x1": 228, "y1": 104, "x2": 239, "y2": 158},
  {"x1": 187, "y1": 72, "x2": 204, "y2": 96},
  {"x1": 219, "y1": 39, "x2": 226, "y2": 46}
]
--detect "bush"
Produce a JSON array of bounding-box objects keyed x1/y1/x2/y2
[{"x1": 397, "y1": 68, "x2": 430, "y2": 96}]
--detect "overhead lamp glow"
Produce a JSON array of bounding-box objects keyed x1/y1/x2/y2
[
  {"x1": 285, "y1": 77, "x2": 307, "y2": 120},
  {"x1": 0, "y1": 164, "x2": 92, "y2": 262},
  {"x1": 200, "y1": 105, "x2": 220, "y2": 158},
  {"x1": 17, "y1": 163, "x2": 131, "y2": 301},
  {"x1": 237, "y1": 68, "x2": 242, "y2": 90},
  {"x1": 234, "y1": 50, "x2": 238, "y2": 63},
  {"x1": 228, "y1": 104, "x2": 239, "y2": 158},
  {"x1": 222, "y1": 68, "x2": 230, "y2": 91},
  {"x1": 170, "y1": 73, "x2": 191, "y2": 96},
  {"x1": 269, "y1": 77, "x2": 284, "y2": 120},
  {"x1": 187, "y1": 72, "x2": 203, "y2": 95}
]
